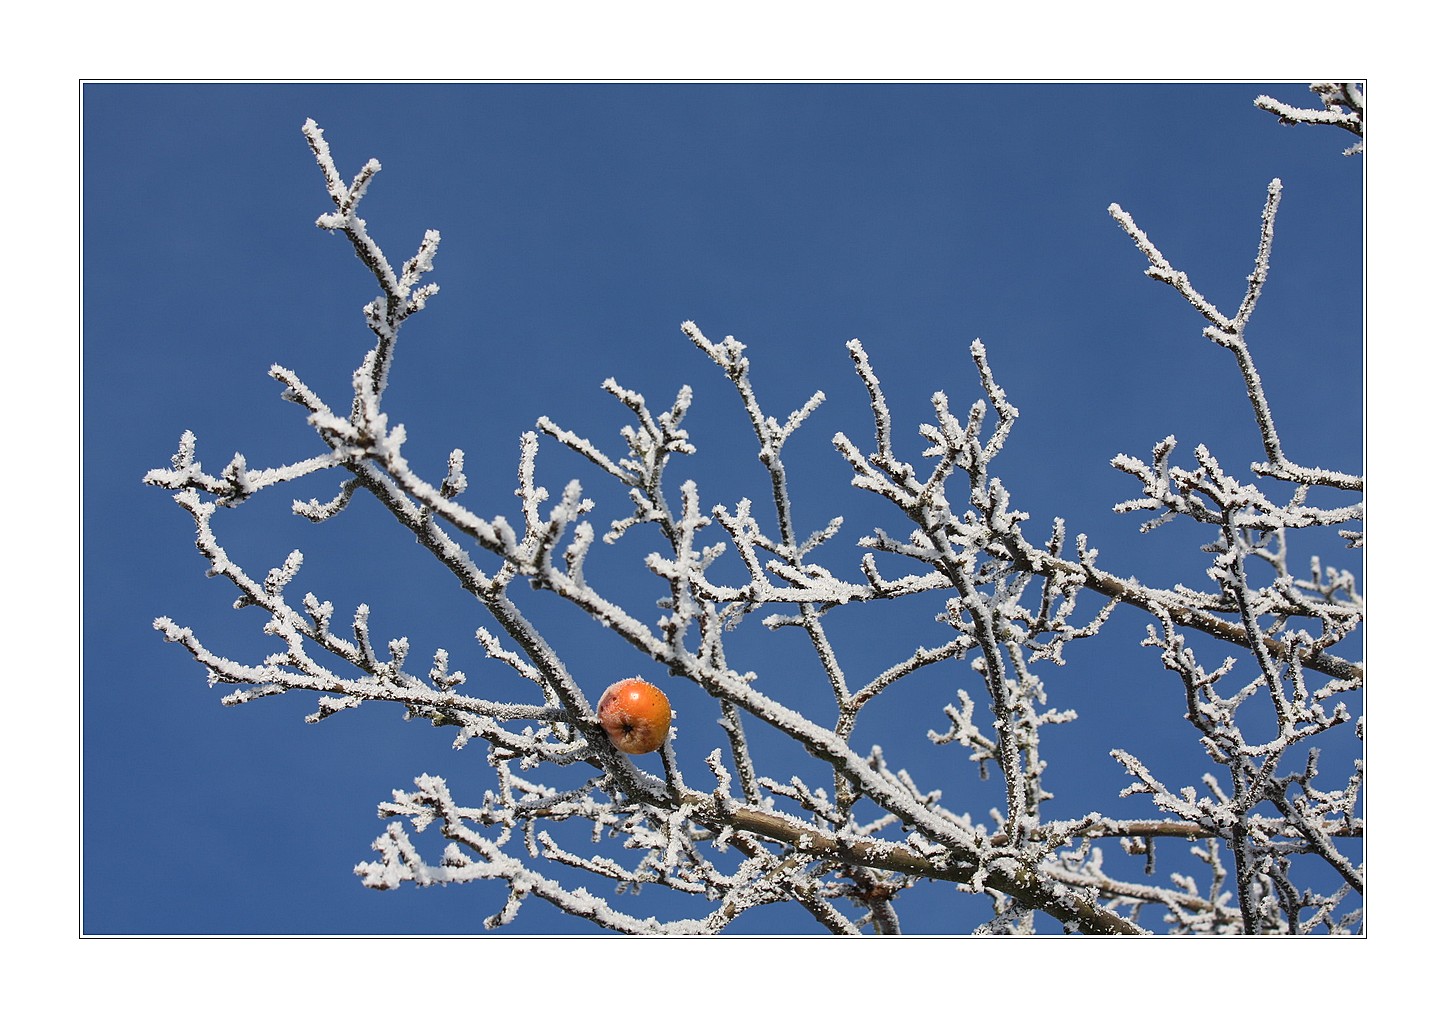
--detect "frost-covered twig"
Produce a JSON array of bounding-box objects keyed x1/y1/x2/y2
[
  {"x1": 1109, "y1": 181, "x2": 1362, "y2": 493},
  {"x1": 1255, "y1": 83, "x2": 1364, "y2": 155},
  {"x1": 302, "y1": 119, "x2": 440, "y2": 399}
]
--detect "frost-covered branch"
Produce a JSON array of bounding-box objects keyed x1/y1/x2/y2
[
  {"x1": 1102, "y1": 155, "x2": 1363, "y2": 911},
  {"x1": 1109, "y1": 181, "x2": 1362, "y2": 494},
  {"x1": 302, "y1": 119, "x2": 440, "y2": 401},
  {"x1": 147, "y1": 87, "x2": 1360, "y2": 935},
  {"x1": 1255, "y1": 83, "x2": 1364, "y2": 155}
]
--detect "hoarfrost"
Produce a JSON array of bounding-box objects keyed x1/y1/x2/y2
[{"x1": 145, "y1": 90, "x2": 1362, "y2": 935}]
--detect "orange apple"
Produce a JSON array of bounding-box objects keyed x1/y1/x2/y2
[{"x1": 597, "y1": 678, "x2": 672, "y2": 754}]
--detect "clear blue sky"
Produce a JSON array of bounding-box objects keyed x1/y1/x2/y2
[{"x1": 83, "y1": 82, "x2": 1362, "y2": 935}]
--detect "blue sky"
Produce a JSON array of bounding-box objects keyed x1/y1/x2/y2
[{"x1": 83, "y1": 82, "x2": 1362, "y2": 935}]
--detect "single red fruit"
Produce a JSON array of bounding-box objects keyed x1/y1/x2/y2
[{"x1": 597, "y1": 678, "x2": 672, "y2": 755}]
